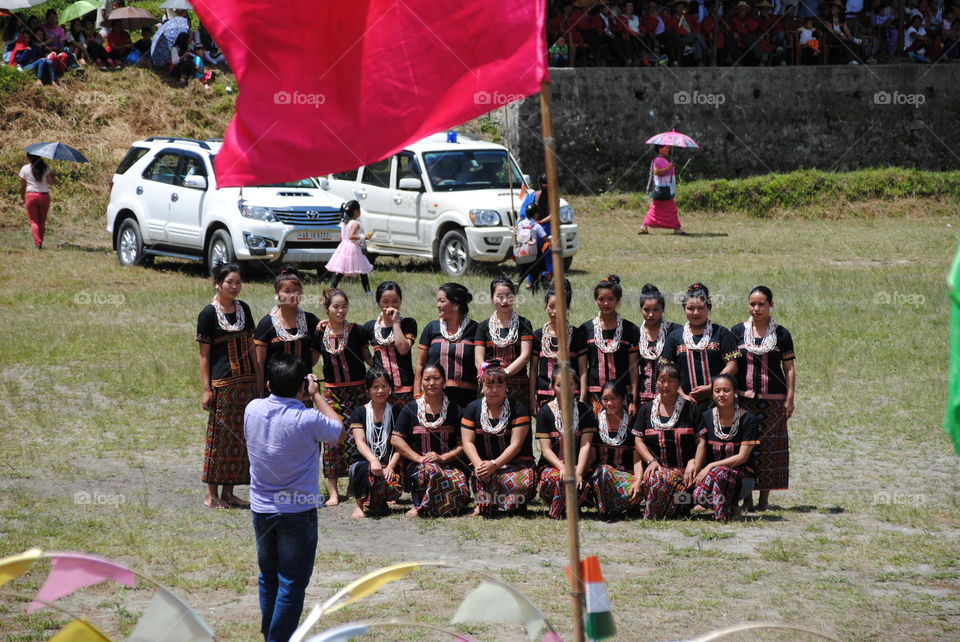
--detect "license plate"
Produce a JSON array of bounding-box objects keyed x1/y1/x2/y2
[{"x1": 295, "y1": 231, "x2": 336, "y2": 241}]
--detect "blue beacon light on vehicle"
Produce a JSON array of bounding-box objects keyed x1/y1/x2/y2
[{"x1": 446, "y1": 131, "x2": 458, "y2": 143}]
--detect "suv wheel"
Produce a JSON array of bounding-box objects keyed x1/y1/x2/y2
[
  {"x1": 207, "y1": 229, "x2": 237, "y2": 269},
  {"x1": 563, "y1": 256, "x2": 573, "y2": 272},
  {"x1": 438, "y1": 228, "x2": 472, "y2": 277},
  {"x1": 117, "y1": 218, "x2": 152, "y2": 267}
]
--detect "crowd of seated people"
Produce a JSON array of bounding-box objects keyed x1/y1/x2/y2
[{"x1": 546, "y1": 0, "x2": 960, "y2": 66}]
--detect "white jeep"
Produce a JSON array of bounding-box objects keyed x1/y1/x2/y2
[
  {"x1": 321, "y1": 132, "x2": 580, "y2": 277},
  {"x1": 106, "y1": 137, "x2": 344, "y2": 271}
]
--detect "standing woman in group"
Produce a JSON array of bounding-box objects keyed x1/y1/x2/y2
[
  {"x1": 253, "y1": 267, "x2": 321, "y2": 396},
  {"x1": 325, "y1": 200, "x2": 374, "y2": 294},
  {"x1": 461, "y1": 361, "x2": 537, "y2": 516},
  {"x1": 732, "y1": 286, "x2": 796, "y2": 511},
  {"x1": 314, "y1": 287, "x2": 372, "y2": 505},
  {"x1": 475, "y1": 277, "x2": 533, "y2": 406},
  {"x1": 693, "y1": 374, "x2": 762, "y2": 521},
  {"x1": 637, "y1": 284, "x2": 680, "y2": 407},
  {"x1": 581, "y1": 275, "x2": 640, "y2": 415},
  {"x1": 392, "y1": 362, "x2": 471, "y2": 517},
  {"x1": 631, "y1": 364, "x2": 705, "y2": 519},
  {"x1": 415, "y1": 283, "x2": 479, "y2": 408},
  {"x1": 660, "y1": 283, "x2": 740, "y2": 409},
  {"x1": 590, "y1": 382, "x2": 641, "y2": 517},
  {"x1": 530, "y1": 280, "x2": 588, "y2": 412},
  {"x1": 196, "y1": 263, "x2": 257, "y2": 509},
  {"x1": 640, "y1": 144, "x2": 685, "y2": 235},
  {"x1": 18, "y1": 153, "x2": 54, "y2": 249},
  {"x1": 364, "y1": 281, "x2": 417, "y2": 406}
]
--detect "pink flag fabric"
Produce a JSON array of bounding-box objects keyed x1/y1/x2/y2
[
  {"x1": 191, "y1": 0, "x2": 547, "y2": 186},
  {"x1": 28, "y1": 552, "x2": 137, "y2": 614}
]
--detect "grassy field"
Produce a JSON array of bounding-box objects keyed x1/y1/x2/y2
[{"x1": 1, "y1": 68, "x2": 959, "y2": 641}]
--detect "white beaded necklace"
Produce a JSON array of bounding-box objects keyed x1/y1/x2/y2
[
  {"x1": 365, "y1": 401, "x2": 393, "y2": 460},
  {"x1": 488, "y1": 310, "x2": 520, "y2": 347},
  {"x1": 322, "y1": 322, "x2": 351, "y2": 355},
  {"x1": 682, "y1": 320, "x2": 713, "y2": 351},
  {"x1": 548, "y1": 398, "x2": 580, "y2": 441},
  {"x1": 712, "y1": 404, "x2": 742, "y2": 440},
  {"x1": 479, "y1": 397, "x2": 511, "y2": 435},
  {"x1": 593, "y1": 313, "x2": 623, "y2": 354},
  {"x1": 440, "y1": 316, "x2": 470, "y2": 342},
  {"x1": 212, "y1": 296, "x2": 245, "y2": 332},
  {"x1": 742, "y1": 316, "x2": 778, "y2": 355},
  {"x1": 373, "y1": 312, "x2": 403, "y2": 346},
  {"x1": 650, "y1": 394, "x2": 685, "y2": 430},
  {"x1": 416, "y1": 394, "x2": 449, "y2": 429},
  {"x1": 598, "y1": 409, "x2": 629, "y2": 446},
  {"x1": 541, "y1": 322, "x2": 573, "y2": 359},
  {"x1": 271, "y1": 305, "x2": 308, "y2": 341},
  {"x1": 638, "y1": 321, "x2": 668, "y2": 360}
]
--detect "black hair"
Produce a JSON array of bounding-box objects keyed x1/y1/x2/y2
[
  {"x1": 538, "y1": 173, "x2": 548, "y2": 188},
  {"x1": 682, "y1": 282, "x2": 711, "y2": 309},
  {"x1": 749, "y1": 285, "x2": 774, "y2": 304},
  {"x1": 526, "y1": 202, "x2": 539, "y2": 218},
  {"x1": 438, "y1": 282, "x2": 472, "y2": 316},
  {"x1": 594, "y1": 274, "x2": 623, "y2": 301},
  {"x1": 712, "y1": 373, "x2": 737, "y2": 389},
  {"x1": 656, "y1": 363, "x2": 681, "y2": 382},
  {"x1": 365, "y1": 366, "x2": 393, "y2": 390},
  {"x1": 421, "y1": 360, "x2": 447, "y2": 380},
  {"x1": 27, "y1": 154, "x2": 47, "y2": 183},
  {"x1": 173, "y1": 31, "x2": 190, "y2": 54},
  {"x1": 545, "y1": 277, "x2": 573, "y2": 308},
  {"x1": 489, "y1": 276, "x2": 516, "y2": 298},
  {"x1": 266, "y1": 353, "x2": 309, "y2": 398},
  {"x1": 600, "y1": 380, "x2": 628, "y2": 399},
  {"x1": 640, "y1": 283, "x2": 665, "y2": 309},
  {"x1": 211, "y1": 262, "x2": 241, "y2": 284},
  {"x1": 340, "y1": 199, "x2": 360, "y2": 223},
  {"x1": 550, "y1": 368, "x2": 580, "y2": 392},
  {"x1": 322, "y1": 287, "x2": 348, "y2": 309},
  {"x1": 274, "y1": 266, "x2": 302, "y2": 293},
  {"x1": 479, "y1": 358, "x2": 507, "y2": 384},
  {"x1": 375, "y1": 281, "x2": 402, "y2": 304}
]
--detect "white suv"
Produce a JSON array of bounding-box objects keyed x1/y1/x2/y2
[
  {"x1": 106, "y1": 137, "x2": 344, "y2": 271},
  {"x1": 321, "y1": 132, "x2": 580, "y2": 277}
]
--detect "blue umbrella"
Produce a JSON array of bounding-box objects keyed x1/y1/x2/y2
[
  {"x1": 23, "y1": 142, "x2": 89, "y2": 163},
  {"x1": 150, "y1": 15, "x2": 190, "y2": 67}
]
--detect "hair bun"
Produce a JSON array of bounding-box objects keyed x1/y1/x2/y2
[
  {"x1": 641, "y1": 283, "x2": 659, "y2": 295},
  {"x1": 603, "y1": 274, "x2": 620, "y2": 285},
  {"x1": 279, "y1": 266, "x2": 300, "y2": 276},
  {"x1": 687, "y1": 282, "x2": 709, "y2": 295},
  {"x1": 465, "y1": 292, "x2": 474, "y2": 303}
]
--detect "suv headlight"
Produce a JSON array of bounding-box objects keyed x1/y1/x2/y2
[
  {"x1": 469, "y1": 209, "x2": 502, "y2": 227},
  {"x1": 239, "y1": 204, "x2": 277, "y2": 222},
  {"x1": 559, "y1": 205, "x2": 574, "y2": 224}
]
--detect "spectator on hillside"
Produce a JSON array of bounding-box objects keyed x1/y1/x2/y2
[
  {"x1": 665, "y1": 0, "x2": 707, "y2": 66},
  {"x1": 65, "y1": 20, "x2": 88, "y2": 63},
  {"x1": 821, "y1": 0, "x2": 862, "y2": 63},
  {"x1": 82, "y1": 20, "x2": 110, "y2": 67},
  {"x1": 616, "y1": 1, "x2": 644, "y2": 65},
  {"x1": 41, "y1": 9, "x2": 66, "y2": 50},
  {"x1": 851, "y1": 9, "x2": 882, "y2": 61},
  {"x1": 169, "y1": 31, "x2": 192, "y2": 80},
  {"x1": 638, "y1": 1, "x2": 667, "y2": 65},
  {"x1": 105, "y1": 25, "x2": 132, "y2": 61},
  {"x1": 728, "y1": 1, "x2": 764, "y2": 65},
  {"x1": 549, "y1": 35, "x2": 570, "y2": 66},
  {"x1": 134, "y1": 27, "x2": 153, "y2": 56},
  {"x1": 904, "y1": 12, "x2": 931, "y2": 59},
  {"x1": 190, "y1": 43, "x2": 215, "y2": 87},
  {"x1": 799, "y1": 16, "x2": 822, "y2": 62},
  {"x1": 193, "y1": 24, "x2": 226, "y2": 66},
  {"x1": 943, "y1": 4, "x2": 960, "y2": 58},
  {"x1": 756, "y1": 1, "x2": 788, "y2": 64}
]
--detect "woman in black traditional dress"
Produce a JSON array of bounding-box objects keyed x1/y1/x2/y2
[
  {"x1": 590, "y1": 381, "x2": 641, "y2": 517},
  {"x1": 636, "y1": 284, "x2": 680, "y2": 407},
  {"x1": 348, "y1": 368, "x2": 402, "y2": 519},
  {"x1": 415, "y1": 282, "x2": 479, "y2": 408},
  {"x1": 363, "y1": 281, "x2": 417, "y2": 406},
  {"x1": 529, "y1": 279, "x2": 588, "y2": 412},
  {"x1": 580, "y1": 275, "x2": 640, "y2": 415},
  {"x1": 475, "y1": 277, "x2": 533, "y2": 406}
]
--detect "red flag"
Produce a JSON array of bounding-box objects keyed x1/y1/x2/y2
[{"x1": 191, "y1": 0, "x2": 548, "y2": 187}]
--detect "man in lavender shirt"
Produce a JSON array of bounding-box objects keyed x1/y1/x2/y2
[{"x1": 244, "y1": 353, "x2": 345, "y2": 642}]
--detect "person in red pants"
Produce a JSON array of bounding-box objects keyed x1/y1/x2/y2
[{"x1": 18, "y1": 154, "x2": 54, "y2": 249}]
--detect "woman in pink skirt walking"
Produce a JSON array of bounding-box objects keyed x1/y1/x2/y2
[
  {"x1": 18, "y1": 154, "x2": 55, "y2": 249},
  {"x1": 326, "y1": 200, "x2": 374, "y2": 294},
  {"x1": 640, "y1": 145, "x2": 685, "y2": 235}
]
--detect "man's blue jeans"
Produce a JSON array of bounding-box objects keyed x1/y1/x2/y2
[{"x1": 252, "y1": 508, "x2": 318, "y2": 642}]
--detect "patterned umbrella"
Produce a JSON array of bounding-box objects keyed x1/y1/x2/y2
[
  {"x1": 149, "y1": 15, "x2": 189, "y2": 67},
  {"x1": 159, "y1": 0, "x2": 193, "y2": 9},
  {"x1": 644, "y1": 130, "x2": 700, "y2": 148}
]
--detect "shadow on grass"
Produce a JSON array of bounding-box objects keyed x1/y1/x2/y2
[{"x1": 58, "y1": 242, "x2": 111, "y2": 253}]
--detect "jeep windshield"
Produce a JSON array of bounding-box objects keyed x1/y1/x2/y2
[
  {"x1": 422, "y1": 150, "x2": 524, "y2": 192},
  {"x1": 253, "y1": 178, "x2": 318, "y2": 188}
]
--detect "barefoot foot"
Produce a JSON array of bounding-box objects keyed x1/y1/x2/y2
[
  {"x1": 205, "y1": 496, "x2": 229, "y2": 509},
  {"x1": 351, "y1": 506, "x2": 365, "y2": 519},
  {"x1": 325, "y1": 495, "x2": 340, "y2": 506},
  {"x1": 221, "y1": 493, "x2": 249, "y2": 508},
  {"x1": 405, "y1": 507, "x2": 419, "y2": 517}
]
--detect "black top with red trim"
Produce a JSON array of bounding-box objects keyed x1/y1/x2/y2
[
  {"x1": 347, "y1": 403, "x2": 402, "y2": 466},
  {"x1": 534, "y1": 400, "x2": 598, "y2": 467},
  {"x1": 461, "y1": 398, "x2": 533, "y2": 462},
  {"x1": 593, "y1": 410, "x2": 637, "y2": 472},
  {"x1": 418, "y1": 319, "x2": 480, "y2": 389},
  {"x1": 660, "y1": 323, "x2": 741, "y2": 393},
  {"x1": 253, "y1": 311, "x2": 321, "y2": 368},
  {"x1": 632, "y1": 399, "x2": 705, "y2": 469},
  {"x1": 196, "y1": 301, "x2": 256, "y2": 384},
  {"x1": 475, "y1": 314, "x2": 534, "y2": 376},
  {"x1": 532, "y1": 324, "x2": 588, "y2": 395},
  {"x1": 312, "y1": 322, "x2": 370, "y2": 386},
  {"x1": 394, "y1": 399, "x2": 468, "y2": 469},
  {"x1": 730, "y1": 323, "x2": 795, "y2": 398},
  {"x1": 580, "y1": 317, "x2": 641, "y2": 393},
  {"x1": 701, "y1": 408, "x2": 761, "y2": 475},
  {"x1": 637, "y1": 321, "x2": 680, "y2": 400},
  {"x1": 363, "y1": 317, "x2": 418, "y2": 391}
]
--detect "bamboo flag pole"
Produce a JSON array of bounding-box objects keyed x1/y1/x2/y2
[{"x1": 539, "y1": 80, "x2": 585, "y2": 642}]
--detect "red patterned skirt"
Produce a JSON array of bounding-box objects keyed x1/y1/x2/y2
[
  {"x1": 740, "y1": 397, "x2": 789, "y2": 491},
  {"x1": 472, "y1": 461, "x2": 537, "y2": 515},
  {"x1": 538, "y1": 466, "x2": 593, "y2": 519},
  {"x1": 642, "y1": 467, "x2": 692, "y2": 519},
  {"x1": 589, "y1": 464, "x2": 638, "y2": 516},
  {"x1": 693, "y1": 466, "x2": 755, "y2": 521},
  {"x1": 203, "y1": 377, "x2": 256, "y2": 485},
  {"x1": 407, "y1": 462, "x2": 471, "y2": 517},
  {"x1": 322, "y1": 384, "x2": 366, "y2": 478}
]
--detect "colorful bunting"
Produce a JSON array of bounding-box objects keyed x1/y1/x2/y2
[
  {"x1": 304, "y1": 623, "x2": 371, "y2": 642},
  {"x1": 28, "y1": 553, "x2": 137, "y2": 614},
  {"x1": 451, "y1": 581, "x2": 547, "y2": 641},
  {"x1": 127, "y1": 587, "x2": 215, "y2": 641},
  {"x1": 320, "y1": 562, "x2": 424, "y2": 615},
  {"x1": 48, "y1": 619, "x2": 112, "y2": 642},
  {"x1": 0, "y1": 548, "x2": 42, "y2": 588}
]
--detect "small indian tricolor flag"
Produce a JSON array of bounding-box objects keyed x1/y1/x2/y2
[{"x1": 582, "y1": 556, "x2": 616, "y2": 640}]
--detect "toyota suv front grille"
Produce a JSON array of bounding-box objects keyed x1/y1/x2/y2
[{"x1": 272, "y1": 208, "x2": 341, "y2": 226}]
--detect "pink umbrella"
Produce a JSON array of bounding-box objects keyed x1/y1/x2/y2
[{"x1": 645, "y1": 130, "x2": 699, "y2": 148}]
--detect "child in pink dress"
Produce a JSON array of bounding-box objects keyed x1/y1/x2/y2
[{"x1": 326, "y1": 200, "x2": 374, "y2": 293}]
